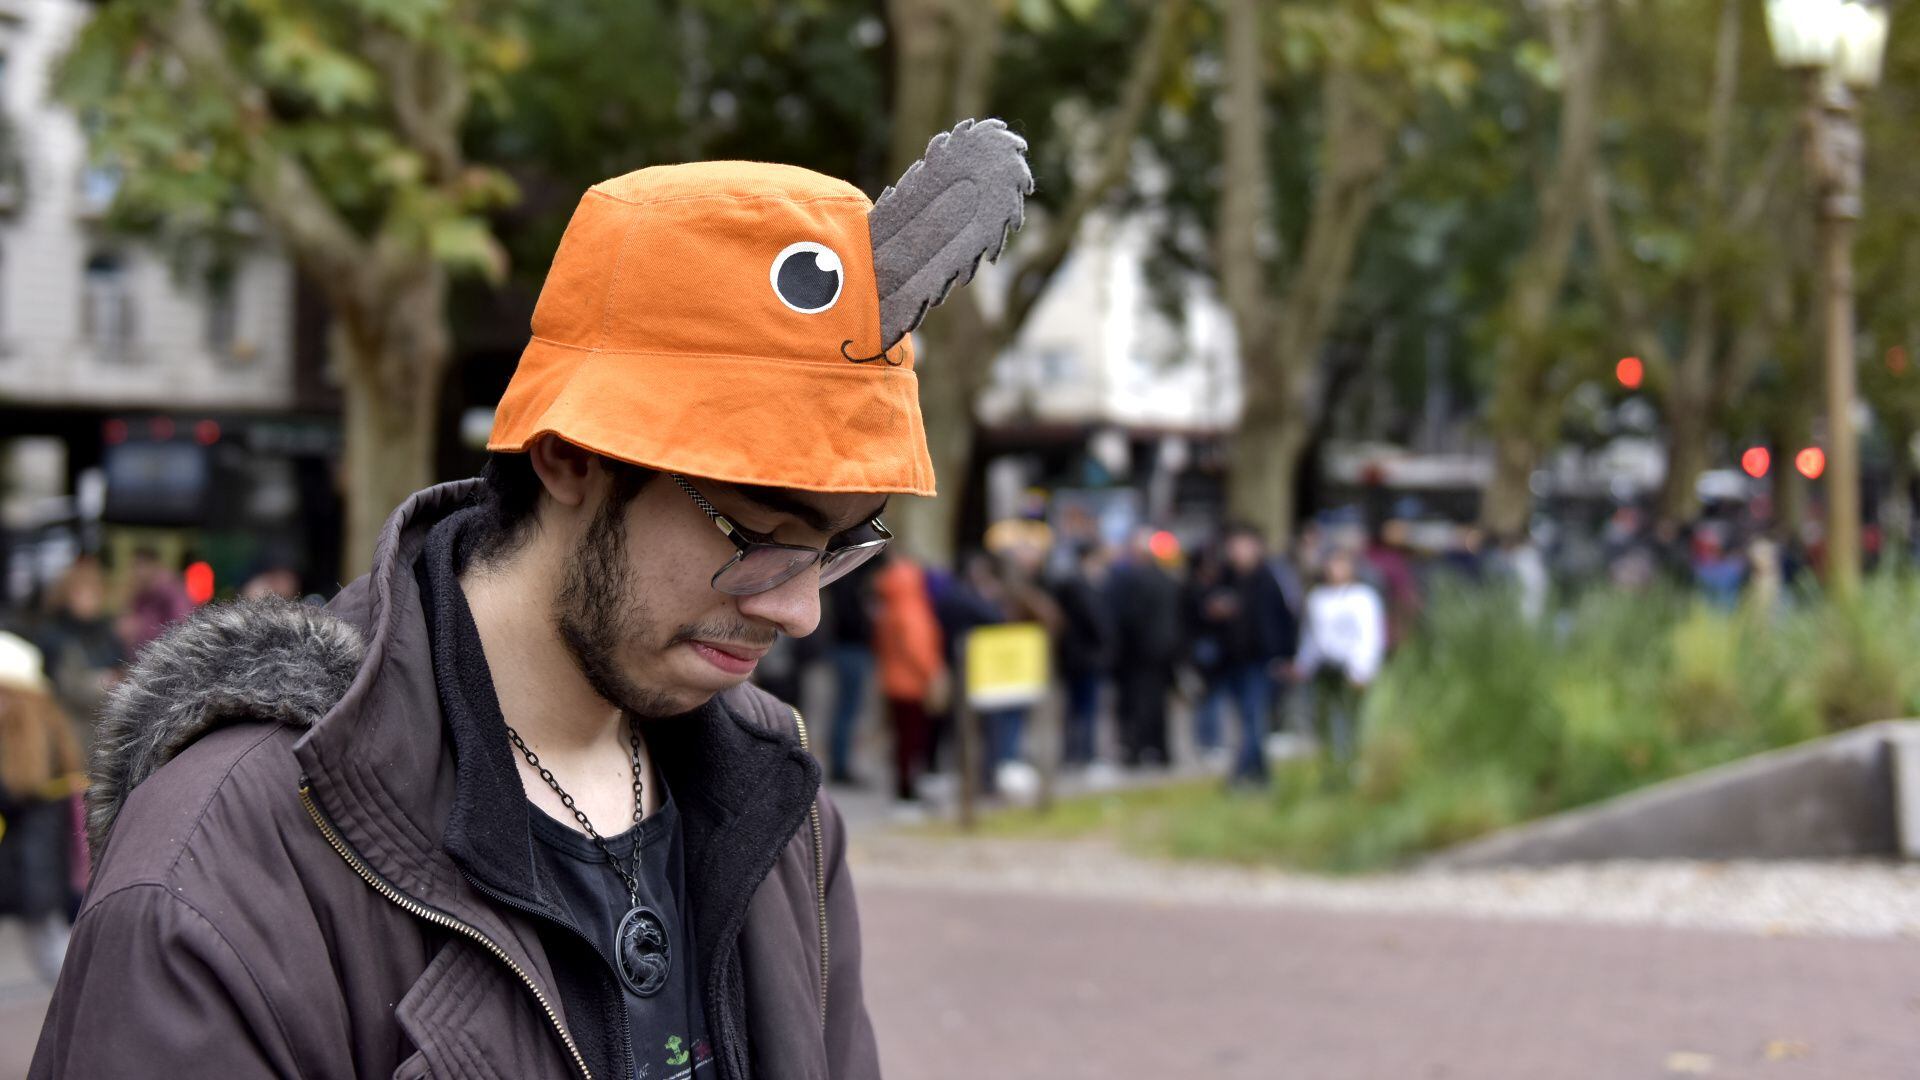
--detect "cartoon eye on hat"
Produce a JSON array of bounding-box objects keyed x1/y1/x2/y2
[{"x1": 771, "y1": 242, "x2": 844, "y2": 314}]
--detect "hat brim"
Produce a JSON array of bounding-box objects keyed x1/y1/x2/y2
[{"x1": 488, "y1": 338, "x2": 937, "y2": 497}]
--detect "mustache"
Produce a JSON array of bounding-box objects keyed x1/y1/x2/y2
[{"x1": 667, "y1": 620, "x2": 777, "y2": 651}]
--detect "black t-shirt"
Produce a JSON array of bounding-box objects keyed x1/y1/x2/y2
[
  {"x1": 527, "y1": 789, "x2": 716, "y2": 1080},
  {"x1": 412, "y1": 505, "x2": 715, "y2": 1080}
]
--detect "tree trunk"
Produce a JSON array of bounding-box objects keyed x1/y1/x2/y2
[
  {"x1": 341, "y1": 359, "x2": 437, "y2": 579},
  {"x1": 1657, "y1": 408, "x2": 1711, "y2": 525},
  {"x1": 335, "y1": 266, "x2": 451, "y2": 578},
  {"x1": 892, "y1": 296, "x2": 993, "y2": 564},
  {"x1": 1226, "y1": 372, "x2": 1310, "y2": 545},
  {"x1": 881, "y1": 0, "x2": 999, "y2": 565},
  {"x1": 1212, "y1": 0, "x2": 1390, "y2": 545},
  {"x1": 1482, "y1": 430, "x2": 1538, "y2": 541},
  {"x1": 1656, "y1": 339, "x2": 1715, "y2": 524},
  {"x1": 1773, "y1": 402, "x2": 1812, "y2": 545},
  {"x1": 1478, "y1": 0, "x2": 1605, "y2": 534}
]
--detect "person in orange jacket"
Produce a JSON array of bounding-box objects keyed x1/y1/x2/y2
[{"x1": 873, "y1": 554, "x2": 947, "y2": 803}]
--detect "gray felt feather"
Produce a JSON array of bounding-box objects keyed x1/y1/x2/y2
[{"x1": 870, "y1": 118, "x2": 1034, "y2": 351}]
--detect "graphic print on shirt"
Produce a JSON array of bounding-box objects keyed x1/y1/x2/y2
[{"x1": 661, "y1": 1033, "x2": 716, "y2": 1079}]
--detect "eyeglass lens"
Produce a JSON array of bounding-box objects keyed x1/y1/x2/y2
[{"x1": 712, "y1": 537, "x2": 888, "y2": 596}]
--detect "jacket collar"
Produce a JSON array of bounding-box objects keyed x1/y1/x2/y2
[{"x1": 296, "y1": 482, "x2": 821, "y2": 1001}]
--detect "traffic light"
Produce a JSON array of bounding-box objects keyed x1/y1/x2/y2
[{"x1": 185, "y1": 561, "x2": 216, "y2": 605}]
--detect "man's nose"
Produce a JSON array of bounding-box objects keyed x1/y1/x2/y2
[{"x1": 734, "y1": 564, "x2": 823, "y2": 639}]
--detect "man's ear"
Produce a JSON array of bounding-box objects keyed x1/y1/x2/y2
[{"x1": 527, "y1": 435, "x2": 597, "y2": 509}]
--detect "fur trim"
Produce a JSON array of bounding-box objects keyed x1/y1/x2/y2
[{"x1": 87, "y1": 598, "x2": 366, "y2": 860}]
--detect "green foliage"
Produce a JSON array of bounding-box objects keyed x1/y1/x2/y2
[
  {"x1": 982, "y1": 578, "x2": 1920, "y2": 872},
  {"x1": 55, "y1": 0, "x2": 524, "y2": 282}
]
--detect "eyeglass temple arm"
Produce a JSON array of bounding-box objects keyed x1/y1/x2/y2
[
  {"x1": 674, "y1": 472, "x2": 889, "y2": 544},
  {"x1": 670, "y1": 474, "x2": 736, "y2": 537}
]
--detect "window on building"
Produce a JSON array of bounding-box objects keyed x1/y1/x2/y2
[
  {"x1": 0, "y1": 243, "x2": 11, "y2": 356},
  {"x1": 205, "y1": 273, "x2": 237, "y2": 359},
  {"x1": 83, "y1": 251, "x2": 135, "y2": 362}
]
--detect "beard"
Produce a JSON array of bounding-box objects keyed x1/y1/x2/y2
[
  {"x1": 553, "y1": 493, "x2": 686, "y2": 719},
  {"x1": 552, "y1": 491, "x2": 774, "y2": 719}
]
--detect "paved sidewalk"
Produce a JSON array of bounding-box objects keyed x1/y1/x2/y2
[
  {"x1": 0, "y1": 926, "x2": 46, "y2": 1079},
  {"x1": 860, "y1": 880, "x2": 1920, "y2": 1080}
]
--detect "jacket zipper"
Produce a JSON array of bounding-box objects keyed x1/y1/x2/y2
[
  {"x1": 297, "y1": 782, "x2": 593, "y2": 1080},
  {"x1": 790, "y1": 708, "x2": 830, "y2": 1032},
  {"x1": 454, "y1": 867, "x2": 636, "y2": 1080}
]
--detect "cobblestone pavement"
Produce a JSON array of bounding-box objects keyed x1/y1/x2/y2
[
  {"x1": 0, "y1": 921, "x2": 48, "y2": 1079},
  {"x1": 858, "y1": 878, "x2": 1920, "y2": 1080}
]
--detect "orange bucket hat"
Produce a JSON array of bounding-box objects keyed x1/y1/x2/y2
[{"x1": 489, "y1": 119, "x2": 1032, "y2": 497}]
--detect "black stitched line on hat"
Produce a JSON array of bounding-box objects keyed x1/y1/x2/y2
[{"x1": 840, "y1": 339, "x2": 902, "y2": 366}]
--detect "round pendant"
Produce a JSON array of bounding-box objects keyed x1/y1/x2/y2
[{"x1": 616, "y1": 905, "x2": 671, "y2": 997}]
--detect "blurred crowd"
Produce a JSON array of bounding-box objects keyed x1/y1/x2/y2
[
  {"x1": 759, "y1": 515, "x2": 1403, "y2": 812},
  {"x1": 0, "y1": 551, "x2": 306, "y2": 981},
  {"x1": 767, "y1": 492, "x2": 1855, "y2": 813}
]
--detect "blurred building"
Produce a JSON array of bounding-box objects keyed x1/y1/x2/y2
[
  {"x1": 0, "y1": 0, "x2": 340, "y2": 605},
  {"x1": 973, "y1": 211, "x2": 1242, "y2": 547}
]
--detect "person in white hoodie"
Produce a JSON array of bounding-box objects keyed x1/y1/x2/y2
[{"x1": 1290, "y1": 547, "x2": 1386, "y2": 774}]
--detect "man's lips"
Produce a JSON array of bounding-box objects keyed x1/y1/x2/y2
[{"x1": 687, "y1": 640, "x2": 767, "y2": 676}]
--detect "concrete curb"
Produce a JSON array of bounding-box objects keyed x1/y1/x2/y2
[{"x1": 1428, "y1": 720, "x2": 1917, "y2": 868}]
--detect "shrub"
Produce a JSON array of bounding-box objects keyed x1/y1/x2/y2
[{"x1": 1001, "y1": 574, "x2": 1920, "y2": 874}]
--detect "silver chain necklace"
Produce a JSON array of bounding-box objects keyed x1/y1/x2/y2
[{"x1": 506, "y1": 718, "x2": 672, "y2": 997}]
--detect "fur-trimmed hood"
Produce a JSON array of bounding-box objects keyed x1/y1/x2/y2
[{"x1": 87, "y1": 598, "x2": 366, "y2": 861}]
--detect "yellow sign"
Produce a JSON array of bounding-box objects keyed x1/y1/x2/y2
[{"x1": 963, "y1": 622, "x2": 1050, "y2": 709}]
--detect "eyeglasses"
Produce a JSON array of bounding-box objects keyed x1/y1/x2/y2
[{"x1": 670, "y1": 474, "x2": 891, "y2": 596}]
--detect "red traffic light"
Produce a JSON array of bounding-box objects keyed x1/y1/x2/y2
[
  {"x1": 1615, "y1": 356, "x2": 1644, "y2": 390},
  {"x1": 1795, "y1": 447, "x2": 1827, "y2": 480},
  {"x1": 184, "y1": 561, "x2": 216, "y2": 605},
  {"x1": 1740, "y1": 447, "x2": 1771, "y2": 479}
]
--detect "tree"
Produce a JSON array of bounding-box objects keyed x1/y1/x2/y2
[
  {"x1": 468, "y1": 3, "x2": 897, "y2": 313},
  {"x1": 1210, "y1": 0, "x2": 1497, "y2": 543},
  {"x1": 60, "y1": 0, "x2": 522, "y2": 576},
  {"x1": 1854, "y1": 18, "x2": 1920, "y2": 560},
  {"x1": 881, "y1": 0, "x2": 1192, "y2": 563},
  {"x1": 1585, "y1": 0, "x2": 1798, "y2": 525},
  {"x1": 1478, "y1": 0, "x2": 1606, "y2": 539}
]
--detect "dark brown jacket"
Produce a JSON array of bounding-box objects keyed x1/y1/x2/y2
[{"x1": 31, "y1": 482, "x2": 881, "y2": 1080}]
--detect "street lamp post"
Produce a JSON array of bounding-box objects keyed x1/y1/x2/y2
[{"x1": 1767, "y1": 0, "x2": 1889, "y2": 600}]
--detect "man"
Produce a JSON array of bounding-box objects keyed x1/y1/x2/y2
[
  {"x1": 32, "y1": 119, "x2": 1031, "y2": 1079},
  {"x1": 820, "y1": 559, "x2": 880, "y2": 786},
  {"x1": 1196, "y1": 523, "x2": 1296, "y2": 786},
  {"x1": 1050, "y1": 542, "x2": 1114, "y2": 770},
  {"x1": 1109, "y1": 528, "x2": 1182, "y2": 768}
]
